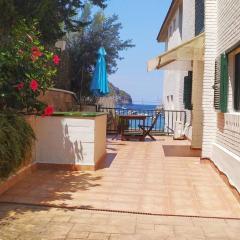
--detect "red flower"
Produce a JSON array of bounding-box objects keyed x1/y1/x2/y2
[
  {"x1": 30, "y1": 79, "x2": 39, "y2": 92},
  {"x1": 53, "y1": 54, "x2": 60, "y2": 65},
  {"x1": 32, "y1": 47, "x2": 42, "y2": 57},
  {"x1": 31, "y1": 46, "x2": 42, "y2": 61},
  {"x1": 43, "y1": 106, "x2": 54, "y2": 116},
  {"x1": 16, "y1": 82, "x2": 24, "y2": 90}
]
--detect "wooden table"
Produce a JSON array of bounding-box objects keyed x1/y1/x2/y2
[{"x1": 118, "y1": 115, "x2": 147, "y2": 141}]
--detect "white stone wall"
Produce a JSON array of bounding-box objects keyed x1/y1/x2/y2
[{"x1": 201, "y1": 0, "x2": 218, "y2": 158}]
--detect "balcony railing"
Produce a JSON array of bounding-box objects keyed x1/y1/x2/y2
[{"x1": 98, "y1": 107, "x2": 187, "y2": 135}]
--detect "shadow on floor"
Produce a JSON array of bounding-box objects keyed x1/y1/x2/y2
[
  {"x1": 0, "y1": 169, "x2": 103, "y2": 211},
  {"x1": 106, "y1": 147, "x2": 117, "y2": 151},
  {"x1": 0, "y1": 152, "x2": 111, "y2": 221},
  {"x1": 163, "y1": 145, "x2": 201, "y2": 157},
  {"x1": 97, "y1": 153, "x2": 117, "y2": 170}
]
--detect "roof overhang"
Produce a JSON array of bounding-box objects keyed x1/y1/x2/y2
[
  {"x1": 147, "y1": 33, "x2": 205, "y2": 72},
  {"x1": 157, "y1": 0, "x2": 179, "y2": 42}
]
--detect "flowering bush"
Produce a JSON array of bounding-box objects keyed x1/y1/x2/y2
[{"x1": 0, "y1": 20, "x2": 60, "y2": 114}]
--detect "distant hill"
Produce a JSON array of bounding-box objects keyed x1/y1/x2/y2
[{"x1": 108, "y1": 82, "x2": 132, "y2": 105}]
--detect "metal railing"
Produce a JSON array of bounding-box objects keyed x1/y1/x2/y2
[{"x1": 98, "y1": 107, "x2": 187, "y2": 135}]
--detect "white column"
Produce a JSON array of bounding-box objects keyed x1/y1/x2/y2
[{"x1": 191, "y1": 60, "x2": 204, "y2": 149}]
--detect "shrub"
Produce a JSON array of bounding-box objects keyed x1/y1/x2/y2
[
  {"x1": 0, "y1": 114, "x2": 35, "y2": 179},
  {"x1": 0, "y1": 20, "x2": 59, "y2": 114}
]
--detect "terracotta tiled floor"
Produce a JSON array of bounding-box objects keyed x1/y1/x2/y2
[
  {"x1": 0, "y1": 203, "x2": 240, "y2": 240},
  {"x1": 0, "y1": 136, "x2": 240, "y2": 219}
]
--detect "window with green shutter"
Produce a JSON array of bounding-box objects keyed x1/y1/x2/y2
[
  {"x1": 183, "y1": 71, "x2": 193, "y2": 110},
  {"x1": 214, "y1": 54, "x2": 229, "y2": 112},
  {"x1": 220, "y1": 53, "x2": 229, "y2": 113}
]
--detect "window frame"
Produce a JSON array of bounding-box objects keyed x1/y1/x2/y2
[
  {"x1": 228, "y1": 47, "x2": 240, "y2": 113},
  {"x1": 234, "y1": 52, "x2": 240, "y2": 111}
]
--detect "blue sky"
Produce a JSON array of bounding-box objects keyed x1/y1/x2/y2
[{"x1": 104, "y1": 0, "x2": 172, "y2": 105}]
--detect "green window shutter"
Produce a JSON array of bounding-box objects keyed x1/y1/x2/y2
[
  {"x1": 183, "y1": 71, "x2": 193, "y2": 110},
  {"x1": 220, "y1": 53, "x2": 229, "y2": 113},
  {"x1": 213, "y1": 57, "x2": 221, "y2": 110}
]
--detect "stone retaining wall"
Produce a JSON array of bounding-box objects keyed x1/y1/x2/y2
[{"x1": 39, "y1": 88, "x2": 78, "y2": 112}]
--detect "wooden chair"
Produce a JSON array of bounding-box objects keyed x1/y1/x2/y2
[{"x1": 139, "y1": 111, "x2": 161, "y2": 141}]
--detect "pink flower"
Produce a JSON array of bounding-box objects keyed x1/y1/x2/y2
[
  {"x1": 16, "y1": 82, "x2": 24, "y2": 90},
  {"x1": 53, "y1": 54, "x2": 60, "y2": 65},
  {"x1": 42, "y1": 106, "x2": 54, "y2": 116},
  {"x1": 30, "y1": 79, "x2": 39, "y2": 92}
]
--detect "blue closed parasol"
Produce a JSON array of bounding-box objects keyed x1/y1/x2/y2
[{"x1": 90, "y1": 47, "x2": 109, "y2": 96}]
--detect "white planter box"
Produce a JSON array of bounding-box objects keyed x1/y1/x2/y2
[{"x1": 35, "y1": 113, "x2": 107, "y2": 170}]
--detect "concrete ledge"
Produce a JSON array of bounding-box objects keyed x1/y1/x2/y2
[
  {"x1": 211, "y1": 143, "x2": 240, "y2": 192},
  {"x1": 0, "y1": 163, "x2": 37, "y2": 196},
  {"x1": 200, "y1": 155, "x2": 240, "y2": 203}
]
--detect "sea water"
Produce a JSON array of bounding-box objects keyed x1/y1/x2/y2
[{"x1": 117, "y1": 103, "x2": 157, "y2": 111}]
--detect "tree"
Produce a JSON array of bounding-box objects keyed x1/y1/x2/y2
[
  {"x1": 0, "y1": 0, "x2": 107, "y2": 44},
  {"x1": 66, "y1": 6, "x2": 135, "y2": 100}
]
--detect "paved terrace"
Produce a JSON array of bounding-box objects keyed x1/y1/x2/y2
[{"x1": 0, "y1": 136, "x2": 240, "y2": 239}]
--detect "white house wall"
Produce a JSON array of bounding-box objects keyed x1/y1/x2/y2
[
  {"x1": 203, "y1": 0, "x2": 240, "y2": 191},
  {"x1": 216, "y1": 0, "x2": 240, "y2": 55},
  {"x1": 167, "y1": 7, "x2": 182, "y2": 50},
  {"x1": 214, "y1": 0, "x2": 240, "y2": 189},
  {"x1": 163, "y1": 0, "x2": 195, "y2": 113},
  {"x1": 182, "y1": 0, "x2": 195, "y2": 41},
  {"x1": 163, "y1": 71, "x2": 186, "y2": 110}
]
